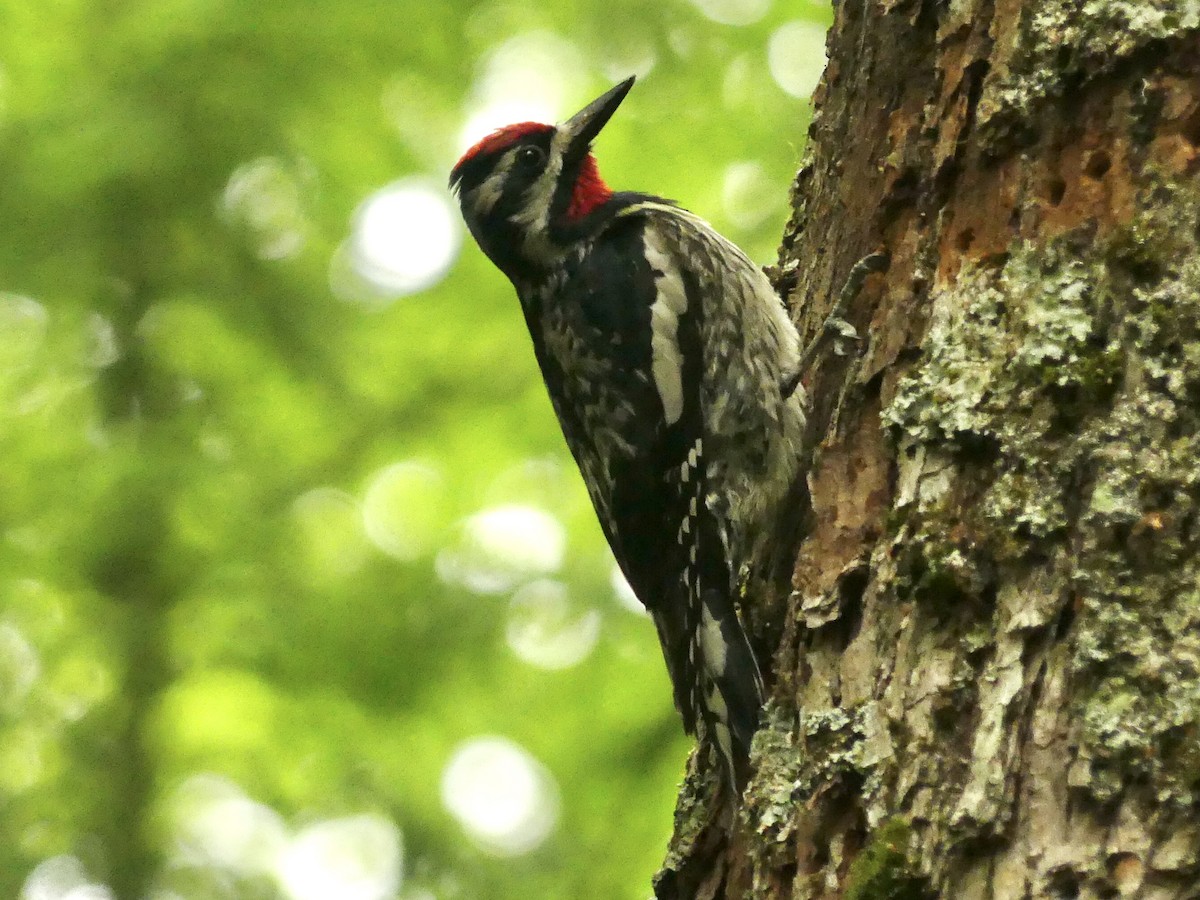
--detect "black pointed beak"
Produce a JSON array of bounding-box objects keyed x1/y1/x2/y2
[{"x1": 561, "y1": 76, "x2": 635, "y2": 153}]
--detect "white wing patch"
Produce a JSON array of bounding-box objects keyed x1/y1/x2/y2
[
  {"x1": 644, "y1": 226, "x2": 689, "y2": 425},
  {"x1": 699, "y1": 601, "x2": 727, "y2": 678}
]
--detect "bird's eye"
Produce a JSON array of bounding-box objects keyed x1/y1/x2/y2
[{"x1": 515, "y1": 145, "x2": 546, "y2": 169}]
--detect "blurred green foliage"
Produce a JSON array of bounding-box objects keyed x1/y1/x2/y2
[{"x1": 0, "y1": 0, "x2": 827, "y2": 897}]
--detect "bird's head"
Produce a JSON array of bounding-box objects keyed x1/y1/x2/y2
[{"x1": 450, "y1": 76, "x2": 635, "y2": 281}]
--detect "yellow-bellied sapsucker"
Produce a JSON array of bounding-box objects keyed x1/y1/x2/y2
[{"x1": 450, "y1": 77, "x2": 806, "y2": 793}]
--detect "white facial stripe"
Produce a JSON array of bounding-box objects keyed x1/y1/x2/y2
[
  {"x1": 512, "y1": 151, "x2": 561, "y2": 240},
  {"x1": 645, "y1": 227, "x2": 689, "y2": 425},
  {"x1": 510, "y1": 162, "x2": 557, "y2": 229},
  {"x1": 506, "y1": 128, "x2": 579, "y2": 261},
  {"x1": 470, "y1": 149, "x2": 517, "y2": 216},
  {"x1": 549, "y1": 126, "x2": 574, "y2": 162}
]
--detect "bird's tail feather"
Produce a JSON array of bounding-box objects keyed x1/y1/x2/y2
[{"x1": 696, "y1": 586, "x2": 763, "y2": 792}]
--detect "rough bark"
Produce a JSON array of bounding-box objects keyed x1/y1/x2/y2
[{"x1": 657, "y1": 2, "x2": 1200, "y2": 898}]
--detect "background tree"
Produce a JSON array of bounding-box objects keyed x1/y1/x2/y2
[{"x1": 658, "y1": 1, "x2": 1200, "y2": 897}]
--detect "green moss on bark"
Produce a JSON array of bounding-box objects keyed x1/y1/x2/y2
[{"x1": 844, "y1": 819, "x2": 929, "y2": 900}]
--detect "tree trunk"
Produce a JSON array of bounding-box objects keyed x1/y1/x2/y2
[{"x1": 656, "y1": 2, "x2": 1200, "y2": 898}]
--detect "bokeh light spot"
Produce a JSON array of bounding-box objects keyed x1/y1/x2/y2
[
  {"x1": 83, "y1": 313, "x2": 120, "y2": 368},
  {"x1": 20, "y1": 856, "x2": 112, "y2": 900},
  {"x1": 275, "y1": 814, "x2": 403, "y2": 900},
  {"x1": 668, "y1": 27, "x2": 696, "y2": 59},
  {"x1": 484, "y1": 458, "x2": 575, "y2": 512},
  {"x1": 0, "y1": 725, "x2": 47, "y2": 793},
  {"x1": 457, "y1": 32, "x2": 585, "y2": 151},
  {"x1": 332, "y1": 180, "x2": 460, "y2": 305},
  {"x1": 506, "y1": 580, "x2": 601, "y2": 670},
  {"x1": 361, "y1": 461, "x2": 447, "y2": 561},
  {"x1": 47, "y1": 651, "x2": 113, "y2": 722},
  {"x1": 599, "y1": 34, "x2": 658, "y2": 83},
  {"x1": 0, "y1": 623, "x2": 40, "y2": 711},
  {"x1": 170, "y1": 774, "x2": 287, "y2": 875},
  {"x1": 722, "y1": 161, "x2": 781, "y2": 230},
  {"x1": 687, "y1": 0, "x2": 770, "y2": 26},
  {"x1": 767, "y1": 20, "x2": 828, "y2": 98},
  {"x1": 441, "y1": 737, "x2": 559, "y2": 856},
  {"x1": 220, "y1": 157, "x2": 310, "y2": 260},
  {"x1": 292, "y1": 488, "x2": 370, "y2": 579},
  {"x1": 0, "y1": 293, "x2": 48, "y2": 374},
  {"x1": 721, "y1": 54, "x2": 755, "y2": 108},
  {"x1": 381, "y1": 72, "x2": 454, "y2": 169},
  {"x1": 436, "y1": 505, "x2": 565, "y2": 594},
  {"x1": 60, "y1": 887, "x2": 112, "y2": 900}
]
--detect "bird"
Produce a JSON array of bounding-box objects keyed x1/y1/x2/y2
[{"x1": 449, "y1": 76, "x2": 807, "y2": 793}]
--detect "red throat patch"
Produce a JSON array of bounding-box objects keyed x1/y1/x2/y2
[{"x1": 567, "y1": 154, "x2": 612, "y2": 220}]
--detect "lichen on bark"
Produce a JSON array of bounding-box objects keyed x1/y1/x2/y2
[
  {"x1": 878, "y1": 174, "x2": 1200, "y2": 851},
  {"x1": 979, "y1": 1, "x2": 1200, "y2": 153}
]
